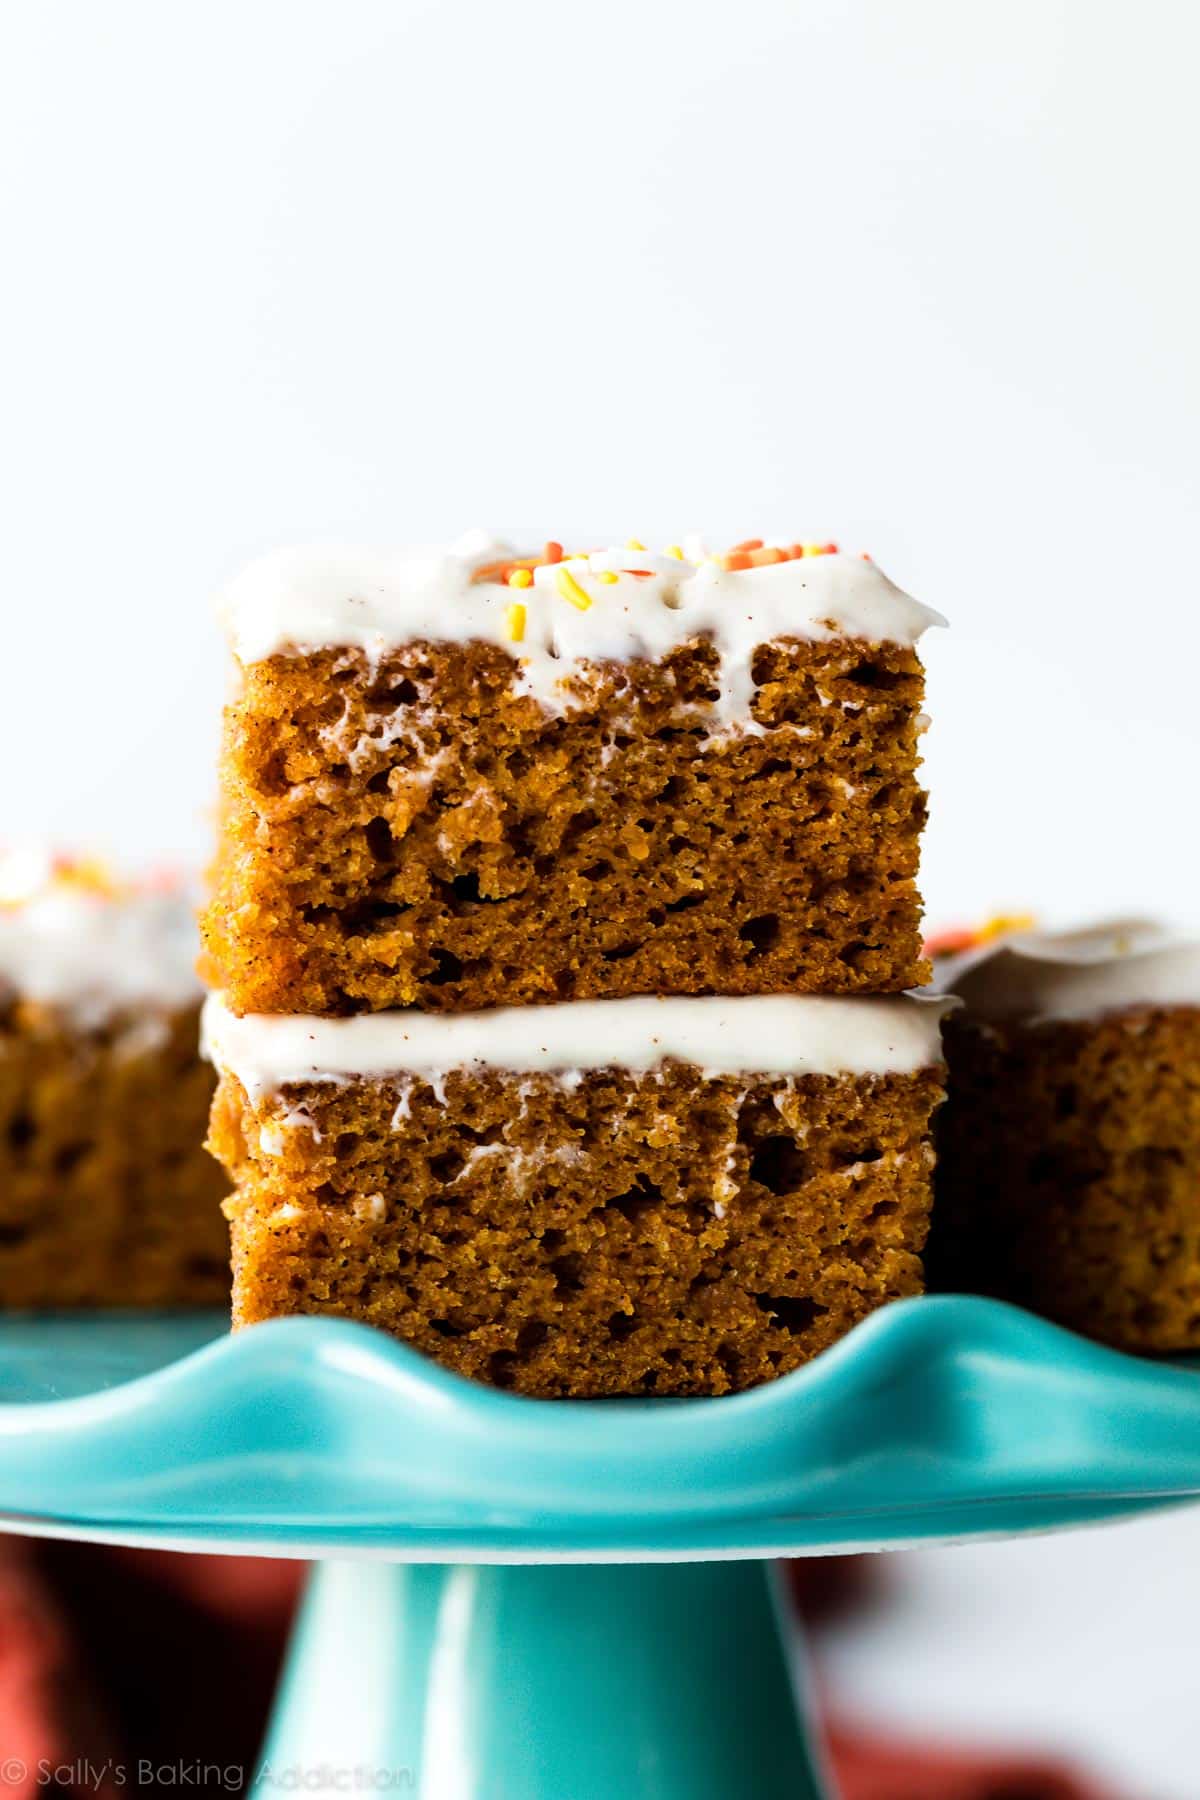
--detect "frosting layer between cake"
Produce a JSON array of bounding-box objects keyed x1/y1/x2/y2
[
  {"x1": 217, "y1": 534, "x2": 945, "y2": 728},
  {"x1": 938, "y1": 920, "x2": 1200, "y2": 1024},
  {"x1": 202, "y1": 991, "x2": 951, "y2": 1099}
]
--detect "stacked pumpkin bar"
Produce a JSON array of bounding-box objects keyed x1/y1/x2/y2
[{"x1": 202, "y1": 533, "x2": 950, "y2": 1394}]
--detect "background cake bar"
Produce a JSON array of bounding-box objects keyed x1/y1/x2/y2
[
  {"x1": 930, "y1": 921, "x2": 1200, "y2": 1351},
  {"x1": 0, "y1": 852, "x2": 229, "y2": 1307},
  {"x1": 204, "y1": 991, "x2": 949, "y2": 1396},
  {"x1": 203, "y1": 536, "x2": 944, "y2": 1016}
]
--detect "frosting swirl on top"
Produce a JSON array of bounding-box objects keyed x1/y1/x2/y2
[
  {"x1": 216, "y1": 533, "x2": 945, "y2": 730},
  {"x1": 936, "y1": 920, "x2": 1200, "y2": 1025}
]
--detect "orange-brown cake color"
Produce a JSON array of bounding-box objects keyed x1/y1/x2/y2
[
  {"x1": 0, "y1": 852, "x2": 229, "y2": 1308},
  {"x1": 202, "y1": 539, "x2": 946, "y2": 1387},
  {"x1": 1, "y1": 998, "x2": 228, "y2": 1307},
  {"x1": 932, "y1": 1005, "x2": 1200, "y2": 1352},
  {"x1": 202, "y1": 636, "x2": 931, "y2": 1017},
  {"x1": 208, "y1": 1042, "x2": 944, "y2": 1397}
]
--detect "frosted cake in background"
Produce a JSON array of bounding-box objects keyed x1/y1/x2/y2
[
  {"x1": 930, "y1": 918, "x2": 1200, "y2": 1351},
  {"x1": 0, "y1": 850, "x2": 228, "y2": 1306}
]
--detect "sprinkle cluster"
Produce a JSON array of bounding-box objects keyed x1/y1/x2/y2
[
  {"x1": 471, "y1": 538, "x2": 850, "y2": 642},
  {"x1": 716, "y1": 538, "x2": 841, "y2": 571},
  {"x1": 0, "y1": 850, "x2": 181, "y2": 911},
  {"x1": 923, "y1": 914, "x2": 1037, "y2": 959}
]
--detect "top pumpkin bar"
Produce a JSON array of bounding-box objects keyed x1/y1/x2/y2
[{"x1": 202, "y1": 534, "x2": 944, "y2": 1017}]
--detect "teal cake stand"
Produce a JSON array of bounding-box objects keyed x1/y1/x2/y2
[{"x1": 2, "y1": 1295, "x2": 1199, "y2": 1797}]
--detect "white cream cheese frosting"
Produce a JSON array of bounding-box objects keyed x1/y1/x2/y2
[
  {"x1": 0, "y1": 849, "x2": 200, "y2": 1030},
  {"x1": 937, "y1": 920, "x2": 1200, "y2": 1025},
  {"x1": 201, "y1": 991, "x2": 951, "y2": 1102},
  {"x1": 216, "y1": 533, "x2": 945, "y2": 730}
]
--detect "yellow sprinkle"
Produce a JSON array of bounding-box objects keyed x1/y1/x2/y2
[
  {"x1": 57, "y1": 856, "x2": 116, "y2": 897},
  {"x1": 802, "y1": 543, "x2": 824, "y2": 557},
  {"x1": 555, "y1": 567, "x2": 593, "y2": 611},
  {"x1": 977, "y1": 911, "x2": 1036, "y2": 943},
  {"x1": 504, "y1": 601, "x2": 527, "y2": 642},
  {"x1": 506, "y1": 567, "x2": 533, "y2": 589},
  {"x1": 665, "y1": 544, "x2": 685, "y2": 559},
  {"x1": 625, "y1": 537, "x2": 647, "y2": 551},
  {"x1": 596, "y1": 570, "x2": 619, "y2": 585}
]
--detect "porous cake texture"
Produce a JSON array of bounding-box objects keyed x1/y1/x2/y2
[
  {"x1": 204, "y1": 992, "x2": 949, "y2": 1396},
  {"x1": 930, "y1": 922, "x2": 1200, "y2": 1352},
  {"x1": 0, "y1": 854, "x2": 229, "y2": 1306},
  {"x1": 203, "y1": 537, "x2": 943, "y2": 1016}
]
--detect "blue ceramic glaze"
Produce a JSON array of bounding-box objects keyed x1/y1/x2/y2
[
  {"x1": 258, "y1": 1561, "x2": 832, "y2": 1799},
  {"x1": 1, "y1": 1298, "x2": 1196, "y2": 1797},
  {"x1": 0, "y1": 1295, "x2": 1195, "y2": 1555}
]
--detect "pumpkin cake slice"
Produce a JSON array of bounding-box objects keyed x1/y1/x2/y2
[
  {"x1": 203, "y1": 989, "x2": 949, "y2": 1396},
  {"x1": 202, "y1": 535, "x2": 944, "y2": 1017}
]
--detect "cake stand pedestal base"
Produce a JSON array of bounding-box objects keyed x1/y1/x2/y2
[
  {"x1": 258, "y1": 1559, "x2": 830, "y2": 1799},
  {"x1": 7, "y1": 1303, "x2": 1199, "y2": 1800}
]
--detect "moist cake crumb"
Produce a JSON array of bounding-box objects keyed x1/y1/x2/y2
[
  {"x1": 203, "y1": 538, "x2": 940, "y2": 1016},
  {"x1": 204, "y1": 990, "x2": 948, "y2": 1394},
  {"x1": 930, "y1": 920, "x2": 1200, "y2": 1351}
]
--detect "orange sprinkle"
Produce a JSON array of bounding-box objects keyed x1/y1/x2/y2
[
  {"x1": 471, "y1": 555, "x2": 538, "y2": 585},
  {"x1": 472, "y1": 536, "x2": 849, "y2": 589}
]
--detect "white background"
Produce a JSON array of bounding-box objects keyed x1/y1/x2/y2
[
  {"x1": 4, "y1": 3, "x2": 1200, "y2": 1789},
  {"x1": 815, "y1": 1506, "x2": 1200, "y2": 1798},
  {"x1": 3, "y1": 0, "x2": 1198, "y2": 928}
]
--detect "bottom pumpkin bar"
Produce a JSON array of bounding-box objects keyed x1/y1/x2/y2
[{"x1": 202, "y1": 993, "x2": 949, "y2": 1396}]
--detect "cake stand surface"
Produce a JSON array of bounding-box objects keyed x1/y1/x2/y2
[{"x1": 1, "y1": 1295, "x2": 1198, "y2": 1798}]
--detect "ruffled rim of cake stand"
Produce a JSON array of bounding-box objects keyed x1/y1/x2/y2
[{"x1": 0, "y1": 1295, "x2": 1195, "y2": 1556}]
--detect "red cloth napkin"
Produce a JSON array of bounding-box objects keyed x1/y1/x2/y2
[
  {"x1": 826, "y1": 1723, "x2": 1124, "y2": 1800},
  {"x1": 0, "y1": 1539, "x2": 1124, "y2": 1800}
]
